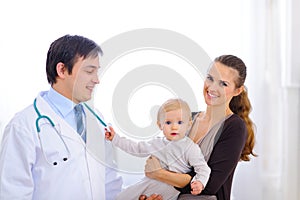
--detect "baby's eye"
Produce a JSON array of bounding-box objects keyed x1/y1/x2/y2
[
  {"x1": 165, "y1": 121, "x2": 172, "y2": 125},
  {"x1": 178, "y1": 121, "x2": 184, "y2": 125}
]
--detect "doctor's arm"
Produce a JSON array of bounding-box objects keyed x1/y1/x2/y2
[{"x1": 0, "y1": 122, "x2": 35, "y2": 199}]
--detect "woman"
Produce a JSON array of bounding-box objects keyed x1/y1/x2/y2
[{"x1": 143, "y1": 55, "x2": 256, "y2": 200}]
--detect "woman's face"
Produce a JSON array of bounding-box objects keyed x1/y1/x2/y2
[{"x1": 203, "y1": 61, "x2": 243, "y2": 107}]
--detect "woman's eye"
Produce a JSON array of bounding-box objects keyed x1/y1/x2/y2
[
  {"x1": 220, "y1": 81, "x2": 228, "y2": 87},
  {"x1": 206, "y1": 75, "x2": 213, "y2": 81}
]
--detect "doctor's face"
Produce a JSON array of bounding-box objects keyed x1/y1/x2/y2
[{"x1": 66, "y1": 56, "x2": 100, "y2": 104}]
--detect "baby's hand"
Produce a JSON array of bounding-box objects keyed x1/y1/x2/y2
[
  {"x1": 105, "y1": 126, "x2": 115, "y2": 141},
  {"x1": 190, "y1": 180, "x2": 204, "y2": 195}
]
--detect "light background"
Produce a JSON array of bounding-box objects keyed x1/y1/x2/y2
[{"x1": 0, "y1": 0, "x2": 299, "y2": 199}]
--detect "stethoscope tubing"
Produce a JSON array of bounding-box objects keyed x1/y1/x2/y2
[
  {"x1": 33, "y1": 98, "x2": 108, "y2": 166},
  {"x1": 83, "y1": 103, "x2": 107, "y2": 127}
]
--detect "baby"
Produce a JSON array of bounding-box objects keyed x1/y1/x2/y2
[{"x1": 105, "y1": 98, "x2": 210, "y2": 200}]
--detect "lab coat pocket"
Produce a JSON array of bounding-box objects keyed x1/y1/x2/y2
[{"x1": 36, "y1": 122, "x2": 70, "y2": 166}]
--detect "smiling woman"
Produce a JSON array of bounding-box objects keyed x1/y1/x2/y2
[{"x1": 143, "y1": 55, "x2": 256, "y2": 200}]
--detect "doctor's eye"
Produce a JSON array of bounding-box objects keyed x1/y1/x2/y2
[{"x1": 85, "y1": 70, "x2": 94, "y2": 74}]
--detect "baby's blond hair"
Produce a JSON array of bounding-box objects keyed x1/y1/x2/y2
[{"x1": 157, "y1": 98, "x2": 192, "y2": 122}]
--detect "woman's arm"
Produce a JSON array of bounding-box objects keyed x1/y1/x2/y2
[
  {"x1": 144, "y1": 156, "x2": 192, "y2": 188},
  {"x1": 202, "y1": 117, "x2": 247, "y2": 194},
  {"x1": 178, "y1": 115, "x2": 247, "y2": 195}
]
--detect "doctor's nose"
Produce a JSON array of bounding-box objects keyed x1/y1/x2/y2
[{"x1": 93, "y1": 75, "x2": 100, "y2": 84}]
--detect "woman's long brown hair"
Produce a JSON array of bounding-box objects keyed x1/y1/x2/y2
[{"x1": 215, "y1": 55, "x2": 257, "y2": 161}]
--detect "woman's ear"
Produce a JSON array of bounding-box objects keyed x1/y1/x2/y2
[
  {"x1": 234, "y1": 85, "x2": 244, "y2": 96},
  {"x1": 189, "y1": 119, "x2": 193, "y2": 127},
  {"x1": 56, "y1": 62, "x2": 66, "y2": 79}
]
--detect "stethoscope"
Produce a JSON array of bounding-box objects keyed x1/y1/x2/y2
[{"x1": 33, "y1": 98, "x2": 108, "y2": 166}]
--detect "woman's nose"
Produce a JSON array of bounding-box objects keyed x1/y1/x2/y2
[{"x1": 207, "y1": 81, "x2": 218, "y2": 91}]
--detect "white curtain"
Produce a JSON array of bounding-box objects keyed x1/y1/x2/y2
[{"x1": 232, "y1": 0, "x2": 300, "y2": 199}]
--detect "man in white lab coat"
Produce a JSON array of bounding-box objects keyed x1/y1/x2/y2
[{"x1": 0, "y1": 35, "x2": 122, "y2": 200}]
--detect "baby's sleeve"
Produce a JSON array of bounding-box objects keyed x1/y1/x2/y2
[{"x1": 188, "y1": 144, "x2": 211, "y2": 186}]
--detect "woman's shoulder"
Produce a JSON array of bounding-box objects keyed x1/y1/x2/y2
[
  {"x1": 223, "y1": 114, "x2": 247, "y2": 137},
  {"x1": 191, "y1": 111, "x2": 202, "y2": 119},
  {"x1": 226, "y1": 113, "x2": 245, "y2": 126}
]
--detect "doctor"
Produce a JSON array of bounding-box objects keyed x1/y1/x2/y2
[{"x1": 0, "y1": 35, "x2": 123, "y2": 200}]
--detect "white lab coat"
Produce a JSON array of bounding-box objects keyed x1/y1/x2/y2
[{"x1": 0, "y1": 93, "x2": 122, "y2": 200}]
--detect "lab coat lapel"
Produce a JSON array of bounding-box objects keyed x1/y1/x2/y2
[
  {"x1": 35, "y1": 95, "x2": 83, "y2": 144},
  {"x1": 84, "y1": 102, "x2": 107, "y2": 199},
  {"x1": 84, "y1": 102, "x2": 106, "y2": 163}
]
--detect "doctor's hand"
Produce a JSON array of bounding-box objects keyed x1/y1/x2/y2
[
  {"x1": 139, "y1": 194, "x2": 163, "y2": 200},
  {"x1": 105, "y1": 126, "x2": 115, "y2": 141},
  {"x1": 144, "y1": 156, "x2": 163, "y2": 180}
]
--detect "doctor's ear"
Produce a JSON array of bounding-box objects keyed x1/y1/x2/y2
[{"x1": 56, "y1": 62, "x2": 67, "y2": 78}]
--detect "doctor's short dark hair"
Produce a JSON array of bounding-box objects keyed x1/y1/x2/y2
[{"x1": 46, "y1": 34, "x2": 103, "y2": 84}]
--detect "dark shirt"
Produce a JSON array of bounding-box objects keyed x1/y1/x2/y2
[{"x1": 177, "y1": 114, "x2": 247, "y2": 200}]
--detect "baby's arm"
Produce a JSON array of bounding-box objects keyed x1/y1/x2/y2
[
  {"x1": 105, "y1": 126, "x2": 159, "y2": 157},
  {"x1": 188, "y1": 143, "x2": 211, "y2": 195}
]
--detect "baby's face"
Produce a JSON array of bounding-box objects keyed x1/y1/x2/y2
[{"x1": 159, "y1": 109, "x2": 191, "y2": 141}]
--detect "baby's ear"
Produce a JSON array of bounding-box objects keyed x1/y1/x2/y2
[{"x1": 157, "y1": 121, "x2": 163, "y2": 130}]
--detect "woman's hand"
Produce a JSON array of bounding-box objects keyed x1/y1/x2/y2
[
  {"x1": 144, "y1": 155, "x2": 192, "y2": 188},
  {"x1": 190, "y1": 180, "x2": 204, "y2": 195},
  {"x1": 139, "y1": 194, "x2": 163, "y2": 200},
  {"x1": 144, "y1": 156, "x2": 162, "y2": 179}
]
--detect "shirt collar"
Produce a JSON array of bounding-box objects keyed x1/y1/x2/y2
[{"x1": 47, "y1": 87, "x2": 76, "y2": 118}]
